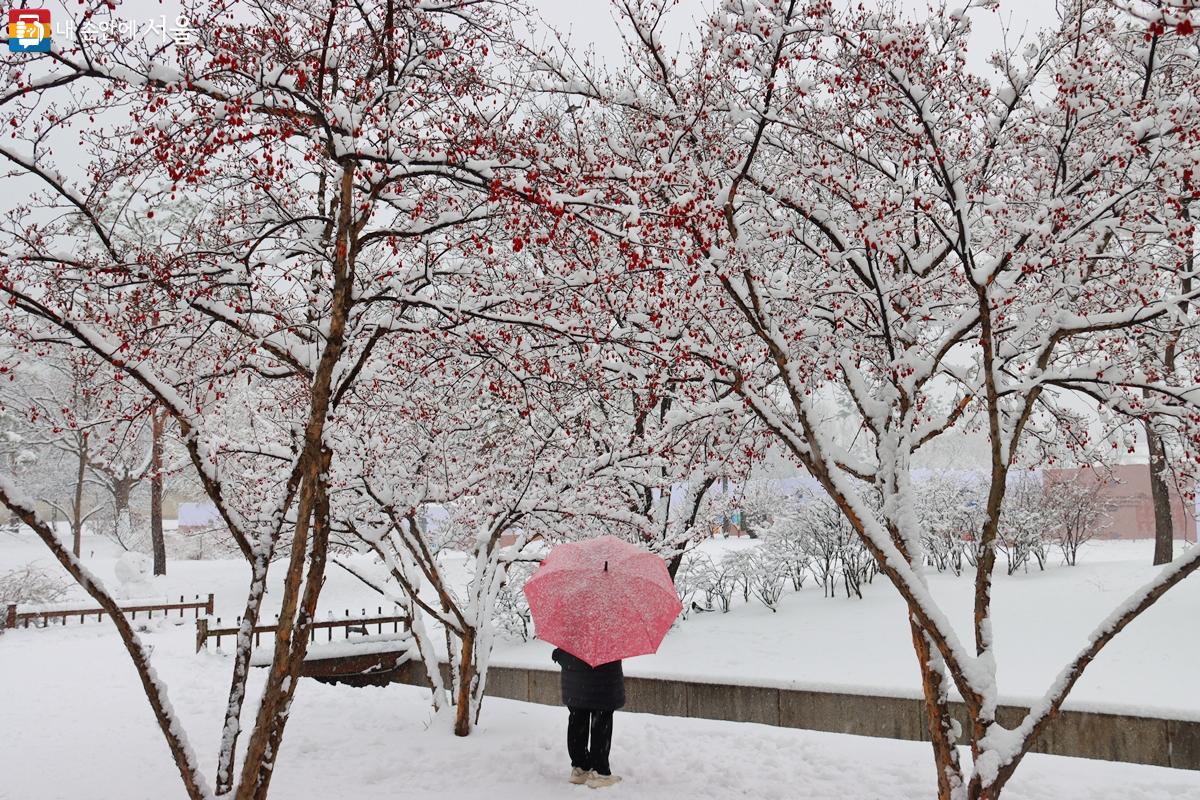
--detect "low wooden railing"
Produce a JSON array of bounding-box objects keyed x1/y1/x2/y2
[
  {"x1": 195, "y1": 607, "x2": 409, "y2": 652},
  {"x1": 3, "y1": 594, "x2": 214, "y2": 631}
]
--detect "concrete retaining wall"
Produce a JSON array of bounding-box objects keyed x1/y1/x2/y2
[{"x1": 384, "y1": 662, "x2": 1199, "y2": 771}]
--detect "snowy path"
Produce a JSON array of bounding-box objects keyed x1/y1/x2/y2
[{"x1": 2, "y1": 620, "x2": 1199, "y2": 800}]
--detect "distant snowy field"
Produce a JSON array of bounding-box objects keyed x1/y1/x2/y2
[
  {"x1": 2, "y1": 531, "x2": 1199, "y2": 798},
  {"x1": 497, "y1": 537, "x2": 1200, "y2": 720}
]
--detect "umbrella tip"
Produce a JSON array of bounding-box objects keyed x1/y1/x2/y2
[{"x1": 604, "y1": 560, "x2": 608, "y2": 572}]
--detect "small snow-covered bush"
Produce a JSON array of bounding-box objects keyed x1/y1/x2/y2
[
  {"x1": 759, "y1": 503, "x2": 810, "y2": 590},
  {"x1": 0, "y1": 564, "x2": 71, "y2": 617},
  {"x1": 708, "y1": 551, "x2": 745, "y2": 612},
  {"x1": 677, "y1": 551, "x2": 739, "y2": 613},
  {"x1": 998, "y1": 474, "x2": 1053, "y2": 575},
  {"x1": 1045, "y1": 476, "x2": 1114, "y2": 567},
  {"x1": 174, "y1": 526, "x2": 243, "y2": 560},
  {"x1": 786, "y1": 490, "x2": 881, "y2": 599},
  {"x1": 721, "y1": 548, "x2": 757, "y2": 604},
  {"x1": 838, "y1": 535, "x2": 877, "y2": 599},
  {"x1": 674, "y1": 551, "x2": 709, "y2": 617},
  {"x1": 915, "y1": 474, "x2": 988, "y2": 576},
  {"x1": 746, "y1": 548, "x2": 789, "y2": 611}
]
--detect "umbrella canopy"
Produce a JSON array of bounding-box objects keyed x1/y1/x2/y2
[{"x1": 522, "y1": 535, "x2": 683, "y2": 667}]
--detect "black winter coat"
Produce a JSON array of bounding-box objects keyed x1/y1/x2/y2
[{"x1": 552, "y1": 648, "x2": 625, "y2": 711}]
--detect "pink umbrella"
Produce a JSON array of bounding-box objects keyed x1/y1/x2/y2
[{"x1": 522, "y1": 535, "x2": 683, "y2": 667}]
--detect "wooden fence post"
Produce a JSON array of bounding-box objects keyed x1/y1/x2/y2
[
  {"x1": 4, "y1": 603, "x2": 16, "y2": 631},
  {"x1": 205, "y1": 593, "x2": 214, "y2": 616},
  {"x1": 195, "y1": 618, "x2": 209, "y2": 653}
]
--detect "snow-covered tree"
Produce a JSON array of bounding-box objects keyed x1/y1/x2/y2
[
  {"x1": 1044, "y1": 471, "x2": 1117, "y2": 566},
  {"x1": 0, "y1": 0, "x2": 574, "y2": 795},
  {"x1": 330, "y1": 338, "x2": 648, "y2": 735},
  {"x1": 529, "y1": 1, "x2": 1200, "y2": 797}
]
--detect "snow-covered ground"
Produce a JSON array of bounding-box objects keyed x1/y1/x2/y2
[
  {"x1": 4, "y1": 531, "x2": 1199, "y2": 716},
  {"x1": 3, "y1": 531, "x2": 1200, "y2": 798},
  {"x1": 3, "y1": 618, "x2": 1200, "y2": 800},
  {"x1": 496, "y1": 537, "x2": 1200, "y2": 720}
]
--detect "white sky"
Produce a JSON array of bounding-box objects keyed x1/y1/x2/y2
[{"x1": 527, "y1": 0, "x2": 1062, "y2": 78}]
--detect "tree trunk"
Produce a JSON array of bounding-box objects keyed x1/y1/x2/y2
[
  {"x1": 1144, "y1": 418, "x2": 1174, "y2": 566},
  {"x1": 233, "y1": 163, "x2": 357, "y2": 800},
  {"x1": 112, "y1": 477, "x2": 134, "y2": 546},
  {"x1": 454, "y1": 630, "x2": 477, "y2": 737},
  {"x1": 1144, "y1": 191, "x2": 1190, "y2": 566},
  {"x1": 150, "y1": 410, "x2": 166, "y2": 575},
  {"x1": 912, "y1": 621, "x2": 963, "y2": 800},
  {"x1": 71, "y1": 432, "x2": 88, "y2": 557},
  {"x1": 235, "y1": 466, "x2": 329, "y2": 800},
  {"x1": 721, "y1": 476, "x2": 733, "y2": 536}
]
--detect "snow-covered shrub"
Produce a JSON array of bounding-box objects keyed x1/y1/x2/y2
[
  {"x1": 795, "y1": 494, "x2": 859, "y2": 598},
  {"x1": 492, "y1": 561, "x2": 536, "y2": 641},
  {"x1": 702, "y1": 552, "x2": 739, "y2": 612},
  {"x1": 769, "y1": 488, "x2": 883, "y2": 600},
  {"x1": 0, "y1": 564, "x2": 71, "y2": 616},
  {"x1": 998, "y1": 474, "x2": 1053, "y2": 575},
  {"x1": 746, "y1": 548, "x2": 789, "y2": 611},
  {"x1": 721, "y1": 548, "x2": 757, "y2": 604},
  {"x1": 674, "y1": 551, "x2": 709, "y2": 617},
  {"x1": 173, "y1": 526, "x2": 243, "y2": 560},
  {"x1": 760, "y1": 501, "x2": 811, "y2": 590},
  {"x1": 839, "y1": 535, "x2": 877, "y2": 599},
  {"x1": 915, "y1": 474, "x2": 987, "y2": 576}
]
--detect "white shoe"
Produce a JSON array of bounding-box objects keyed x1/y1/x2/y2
[
  {"x1": 586, "y1": 773, "x2": 622, "y2": 789},
  {"x1": 569, "y1": 767, "x2": 592, "y2": 785}
]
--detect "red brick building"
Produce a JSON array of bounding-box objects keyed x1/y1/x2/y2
[{"x1": 1044, "y1": 464, "x2": 1197, "y2": 542}]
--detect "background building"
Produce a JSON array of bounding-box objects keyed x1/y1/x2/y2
[{"x1": 1044, "y1": 464, "x2": 1197, "y2": 542}]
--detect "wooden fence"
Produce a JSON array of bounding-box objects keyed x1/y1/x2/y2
[
  {"x1": 3, "y1": 594, "x2": 214, "y2": 631},
  {"x1": 195, "y1": 607, "x2": 409, "y2": 652}
]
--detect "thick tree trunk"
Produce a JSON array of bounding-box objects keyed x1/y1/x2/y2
[
  {"x1": 235, "y1": 465, "x2": 330, "y2": 800},
  {"x1": 233, "y1": 163, "x2": 356, "y2": 800},
  {"x1": 454, "y1": 630, "x2": 477, "y2": 737},
  {"x1": 911, "y1": 617, "x2": 963, "y2": 800},
  {"x1": 215, "y1": 469, "x2": 304, "y2": 796},
  {"x1": 1145, "y1": 421, "x2": 1174, "y2": 566},
  {"x1": 1144, "y1": 192, "x2": 1190, "y2": 566},
  {"x1": 150, "y1": 410, "x2": 166, "y2": 575},
  {"x1": 242, "y1": 474, "x2": 334, "y2": 800},
  {"x1": 720, "y1": 476, "x2": 733, "y2": 536}
]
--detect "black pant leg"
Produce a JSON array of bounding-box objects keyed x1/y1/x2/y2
[
  {"x1": 589, "y1": 710, "x2": 614, "y2": 775},
  {"x1": 566, "y1": 707, "x2": 591, "y2": 770}
]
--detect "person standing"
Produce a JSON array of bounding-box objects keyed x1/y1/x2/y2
[{"x1": 552, "y1": 647, "x2": 625, "y2": 788}]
